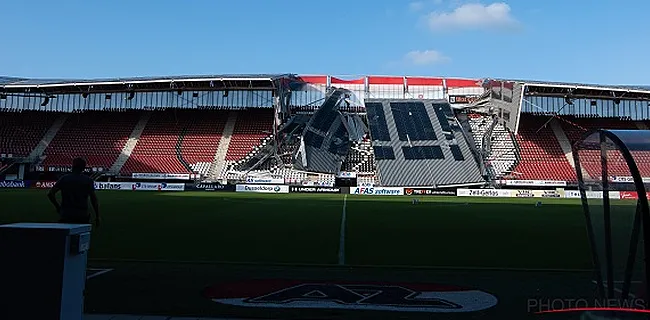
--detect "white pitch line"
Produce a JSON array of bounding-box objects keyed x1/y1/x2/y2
[
  {"x1": 338, "y1": 194, "x2": 348, "y2": 266},
  {"x1": 86, "y1": 268, "x2": 114, "y2": 280},
  {"x1": 591, "y1": 280, "x2": 639, "y2": 298}
]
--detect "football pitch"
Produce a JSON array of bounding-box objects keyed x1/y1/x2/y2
[
  {"x1": 0, "y1": 189, "x2": 598, "y2": 269},
  {"x1": 1, "y1": 189, "x2": 640, "y2": 319}
]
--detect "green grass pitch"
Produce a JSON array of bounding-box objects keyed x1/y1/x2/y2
[{"x1": 1, "y1": 189, "x2": 637, "y2": 270}]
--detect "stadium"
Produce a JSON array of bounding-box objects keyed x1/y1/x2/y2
[{"x1": 2, "y1": 74, "x2": 650, "y2": 319}]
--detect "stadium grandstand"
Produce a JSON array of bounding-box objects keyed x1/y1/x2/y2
[{"x1": 2, "y1": 74, "x2": 650, "y2": 190}]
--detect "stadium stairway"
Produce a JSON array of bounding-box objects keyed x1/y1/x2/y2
[
  {"x1": 29, "y1": 114, "x2": 68, "y2": 159},
  {"x1": 486, "y1": 122, "x2": 517, "y2": 177},
  {"x1": 109, "y1": 111, "x2": 151, "y2": 174},
  {"x1": 208, "y1": 111, "x2": 237, "y2": 180},
  {"x1": 549, "y1": 118, "x2": 592, "y2": 180}
]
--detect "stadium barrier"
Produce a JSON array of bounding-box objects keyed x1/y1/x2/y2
[{"x1": 1, "y1": 179, "x2": 642, "y2": 200}]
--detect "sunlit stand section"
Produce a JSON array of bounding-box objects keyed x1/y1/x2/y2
[
  {"x1": 573, "y1": 129, "x2": 650, "y2": 319},
  {"x1": 0, "y1": 223, "x2": 91, "y2": 320}
]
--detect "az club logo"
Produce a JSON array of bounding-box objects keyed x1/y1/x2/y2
[{"x1": 204, "y1": 279, "x2": 498, "y2": 313}]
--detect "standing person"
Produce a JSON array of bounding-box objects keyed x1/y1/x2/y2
[{"x1": 47, "y1": 157, "x2": 100, "y2": 227}]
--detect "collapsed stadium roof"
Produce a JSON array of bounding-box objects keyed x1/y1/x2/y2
[
  {"x1": 2, "y1": 74, "x2": 648, "y2": 91},
  {"x1": 2, "y1": 73, "x2": 650, "y2": 103}
]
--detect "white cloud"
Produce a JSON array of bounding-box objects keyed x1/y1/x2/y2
[
  {"x1": 404, "y1": 50, "x2": 450, "y2": 65},
  {"x1": 426, "y1": 2, "x2": 518, "y2": 31},
  {"x1": 409, "y1": 1, "x2": 425, "y2": 11}
]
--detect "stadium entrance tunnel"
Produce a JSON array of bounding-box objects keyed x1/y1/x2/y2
[{"x1": 573, "y1": 129, "x2": 650, "y2": 308}]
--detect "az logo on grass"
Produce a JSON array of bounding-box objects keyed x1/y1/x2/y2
[{"x1": 204, "y1": 280, "x2": 498, "y2": 313}]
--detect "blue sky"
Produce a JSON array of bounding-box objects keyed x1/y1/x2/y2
[{"x1": 1, "y1": 0, "x2": 649, "y2": 85}]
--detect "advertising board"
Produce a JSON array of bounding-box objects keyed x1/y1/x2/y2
[
  {"x1": 194, "y1": 183, "x2": 235, "y2": 192},
  {"x1": 290, "y1": 186, "x2": 341, "y2": 193},
  {"x1": 501, "y1": 180, "x2": 567, "y2": 187},
  {"x1": 610, "y1": 176, "x2": 650, "y2": 183},
  {"x1": 350, "y1": 187, "x2": 403, "y2": 196},
  {"x1": 0, "y1": 180, "x2": 27, "y2": 188},
  {"x1": 456, "y1": 189, "x2": 513, "y2": 197},
  {"x1": 512, "y1": 190, "x2": 563, "y2": 198},
  {"x1": 619, "y1": 191, "x2": 650, "y2": 200},
  {"x1": 33, "y1": 181, "x2": 57, "y2": 189},
  {"x1": 448, "y1": 95, "x2": 479, "y2": 104},
  {"x1": 564, "y1": 190, "x2": 621, "y2": 199},
  {"x1": 336, "y1": 172, "x2": 357, "y2": 178},
  {"x1": 236, "y1": 184, "x2": 289, "y2": 194},
  {"x1": 245, "y1": 177, "x2": 285, "y2": 185},
  {"x1": 94, "y1": 182, "x2": 185, "y2": 191},
  {"x1": 404, "y1": 188, "x2": 456, "y2": 196},
  {"x1": 132, "y1": 173, "x2": 191, "y2": 180}
]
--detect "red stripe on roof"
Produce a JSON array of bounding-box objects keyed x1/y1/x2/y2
[
  {"x1": 297, "y1": 75, "x2": 328, "y2": 84},
  {"x1": 406, "y1": 77, "x2": 444, "y2": 86},
  {"x1": 331, "y1": 77, "x2": 365, "y2": 84},
  {"x1": 446, "y1": 78, "x2": 483, "y2": 88},
  {"x1": 367, "y1": 76, "x2": 404, "y2": 85}
]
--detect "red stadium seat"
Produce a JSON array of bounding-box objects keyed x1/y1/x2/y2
[
  {"x1": 0, "y1": 111, "x2": 59, "y2": 157},
  {"x1": 225, "y1": 109, "x2": 273, "y2": 161},
  {"x1": 42, "y1": 111, "x2": 140, "y2": 170},
  {"x1": 508, "y1": 114, "x2": 576, "y2": 181},
  {"x1": 559, "y1": 116, "x2": 650, "y2": 178},
  {"x1": 121, "y1": 109, "x2": 227, "y2": 175}
]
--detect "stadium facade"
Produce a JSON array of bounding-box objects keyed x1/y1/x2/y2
[{"x1": 2, "y1": 74, "x2": 650, "y2": 189}]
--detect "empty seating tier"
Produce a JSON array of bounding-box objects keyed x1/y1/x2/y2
[
  {"x1": 560, "y1": 117, "x2": 650, "y2": 178},
  {"x1": 509, "y1": 114, "x2": 576, "y2": 181},
  {"x1": 122, "y1": 109, "x2": 226, "y2": 175},
  {"x1": 0, "y1": 111, "x2": 58, "y2": 157},
  {"x1": 179, "y1": 110, "x2": 227, "y2": 172},
  {"x1": 42, "y1": 111, "x2": 140, "y2": 169},
  {"x1": 225, "y1": 109, "x2": 273, "y2": 161}
]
